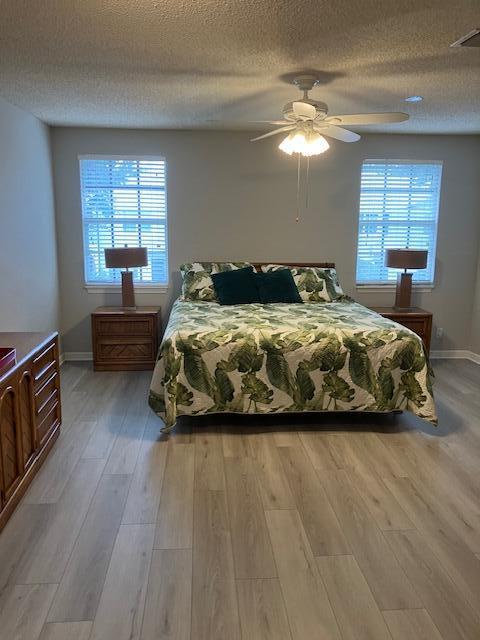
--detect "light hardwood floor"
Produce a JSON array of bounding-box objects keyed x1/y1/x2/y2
[{"x1": 1, "y1": 359, "x2": 480, "y2": 640}]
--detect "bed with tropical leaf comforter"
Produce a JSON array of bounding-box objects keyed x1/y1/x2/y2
[{"x1": 148, "y1": 299, "x2": 437, "y2": 431}]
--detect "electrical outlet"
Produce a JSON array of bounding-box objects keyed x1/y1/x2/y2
[{"x1": 436, "y1": 327, "x2": 444, "y2": 339}]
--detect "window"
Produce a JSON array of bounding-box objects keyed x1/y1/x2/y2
[
  {"x1": 79, "y1": 156, "x2": 168, "y2": 286},
  {"x1": 356, "y1": 160, "x2": 442, "y2": 285}
]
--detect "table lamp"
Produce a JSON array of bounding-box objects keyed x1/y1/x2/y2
[
  {"x1": 385, "y1": 248, "x2": 428, "y2": 310},
  {"x1": 104, "y1": 247, "x2": 148, "y2": 310}
]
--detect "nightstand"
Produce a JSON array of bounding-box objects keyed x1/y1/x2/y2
[
  {"x1": 91, "y1": 306, "x2": 161, "y2": 371},
  {"x1": 370, "y1": 307, "x2": 432, "y2": 353}
]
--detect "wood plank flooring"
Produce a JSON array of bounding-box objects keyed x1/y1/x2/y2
[{"x1": 1, "y1": 360, "x2": 480, "y2": 639}]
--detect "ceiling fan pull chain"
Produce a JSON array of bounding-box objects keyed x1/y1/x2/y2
[
  {"x1": 296, "y1": 153, "x2": 301, "y2": 223},
  {"x1": 305, "y1": 155, "x2": 310, "y2": 209}
]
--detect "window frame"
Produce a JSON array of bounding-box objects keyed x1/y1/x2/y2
[
  {"x1": 78, "y1": 154, "x2": 169, "y2": 292},
  {"x1": 355, "y1": 158, "x2": 442, "y2": 288}
]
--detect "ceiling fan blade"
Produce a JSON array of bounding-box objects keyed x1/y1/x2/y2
[
  {"x1": 315, "y1": 124, "x2": 361, "y2": 142},
  {"x1": 250, "y1": 125, "x2": 295, "y2": 142},
  {"x1": 247, "y1": 120, "x2": 289, "y2": 125},
  {"x1": 293, "y1": 101, "x2": 316, "y2": 120},
  {"x1": 325, "y1": 112, "x2": 409, "y2": 126}
]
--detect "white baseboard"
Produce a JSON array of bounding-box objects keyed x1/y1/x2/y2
[
  {"x1": 430, "y1": 350, "x2": 480, "y2": 364},
  {"x1": 62, "y1": 351, "x2": 93, "y2": 362}
]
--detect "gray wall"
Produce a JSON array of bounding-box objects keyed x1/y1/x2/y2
[
  {"x1": 50, "y1": 127, "x2": 480, "y2": 353},
  {"x1": 0, "y1": 98, "x2": 59, "y2": 332},
  {"x1": 471, "y1": 255, "x2": 480, "y2": 354}
]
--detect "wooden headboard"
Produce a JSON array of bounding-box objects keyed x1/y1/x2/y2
[{"x1": 251, "y1": 262, "x2": 335, "y2": 272}]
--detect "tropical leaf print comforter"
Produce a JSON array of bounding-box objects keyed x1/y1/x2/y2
[{"x1": 148, "y1": 299, "x2": 437, "y2": 431}]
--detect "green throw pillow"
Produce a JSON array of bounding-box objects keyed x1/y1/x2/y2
[
  {"x1": 180, "y1": 262, "x2": 254, "y2": 301},
  {"x1": 256, "y1": 270, "x2": 303, "y2": 303},
  {"x1": 261, "y1": 265, "x2": 345, "y2": 302},
  {"x1": 211, "y1": 267, "x2": 261, "y2": 305}
]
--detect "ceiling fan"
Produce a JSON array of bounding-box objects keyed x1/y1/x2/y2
[{"x1": 251, "y1": 74, "x2": 409, "y2": 156}]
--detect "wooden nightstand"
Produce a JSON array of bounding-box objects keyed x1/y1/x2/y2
[
  {"x1": 370, "y1": 307, "x2": 432, "y2": 353},
  {"x1": 91, "y1": 306, "x2": 161, "y2": 371}
]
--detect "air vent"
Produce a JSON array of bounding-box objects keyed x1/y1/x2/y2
[{"x1": 450, "y1": 29, "x2": 480, "y2": 47}]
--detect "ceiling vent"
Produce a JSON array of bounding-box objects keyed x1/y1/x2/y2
[{"x1": 450, "y1": 29, "x2": 480, "y2": 47}]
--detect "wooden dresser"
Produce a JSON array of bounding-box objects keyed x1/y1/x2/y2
[
  {"x1": 0, "y1": 332, "x2": 61, "y2": 532},
  {"x1": 91, "y1": 306, "x2": 161, "y2": 371}
]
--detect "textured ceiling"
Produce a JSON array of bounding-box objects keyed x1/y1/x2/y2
[{"x1": 0, "y1": 0, "x2": 479, "y2": 132}]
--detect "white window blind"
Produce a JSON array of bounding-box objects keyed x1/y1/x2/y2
[
  {"x1": 356, "y1": 160, "x2": 442, "y2": 285},
  {"x1": 79, "y1": 156, "x2": 168, "y2": 285}
]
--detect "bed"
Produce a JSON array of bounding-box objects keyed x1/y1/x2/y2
[{"x1": 148, "y1": 263, "x2": 437, "y2": 432}]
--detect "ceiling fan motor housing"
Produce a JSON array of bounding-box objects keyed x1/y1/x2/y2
[{"x1": 283, "y1": 99, "x2": 328, "y2": 121}]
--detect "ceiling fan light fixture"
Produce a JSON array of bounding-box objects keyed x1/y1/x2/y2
[
  {"x1": 279, "y1": 130, "x2": 329, "y2": 156},
  {"x1": 279, "y1": 131, "x2": 306, "y2": 155},
  {"x1": 304, "y1": 132, "x2": 330, "y2": 156}
]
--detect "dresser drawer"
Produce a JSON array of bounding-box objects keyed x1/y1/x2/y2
[
  {"x1": 33, "y1": 342, "x2": 57, "y2": 388},
  {"x1": 36, "y1": 394, "x2": 60, "y2": 447},
  {"x1": 94, "y1": 316, "x2": 154, "y2": 337},
  {"x1": 34, "y1": 371, "x2": 58, "y2": 416}
]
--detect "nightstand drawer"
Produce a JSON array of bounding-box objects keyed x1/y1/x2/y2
[
  {"x1": 370, "y1": 307, "x2": 432, "y2": 353},
  {"x1": 397, "y1": 319, "x2": 426, "y2": 337},
  {"x1": 95, "y1": 337, "x2": 155, "y2": 362},
  {"x1": 94, "y1": 316, "x2": 154, "y2": 337}
]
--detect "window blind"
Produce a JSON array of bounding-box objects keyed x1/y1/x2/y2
[
  {"x1": 356, "y1": 160, "x2": 442, "y2": 285},
  {"x1": 79, "y1": 156, "x2": 168, "y2": 285}
]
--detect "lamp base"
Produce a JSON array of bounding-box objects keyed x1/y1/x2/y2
[
  {"x1": 121, "y1": 271, "x2": 136, "y2": 309},
  {"x1": 394, "y1": 272, "x2": 413, "y2": 310}
]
